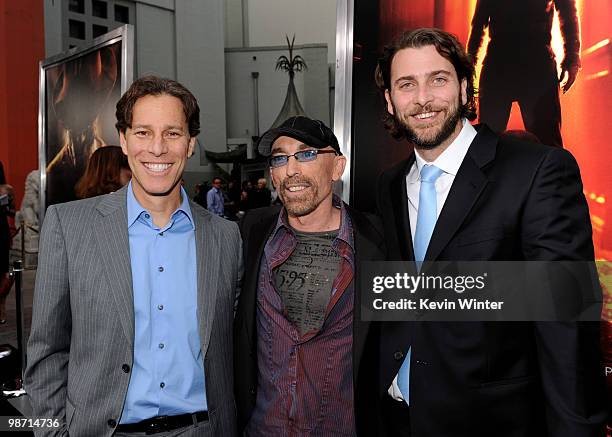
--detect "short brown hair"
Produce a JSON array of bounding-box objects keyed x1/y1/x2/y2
[
  {"x1": 75, "y1": 146, "x2": 129, "y2": 198},
  {"x1": 375, "y1": 28, "x2": 477, "y2": 139},
  {"x1": 115, "y1": 75, "x2": 200, "y2": 137}
]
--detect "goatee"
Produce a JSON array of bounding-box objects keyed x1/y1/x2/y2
[{"x1": 405, "y1": 108, "x2": 461, "y2": 150}]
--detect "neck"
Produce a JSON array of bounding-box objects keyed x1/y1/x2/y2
[
  {"x1": 287, "y1": 196, "x2": 341, "y2": 233},
  {"x1": 132, "y1": 184, "x2": 182, "y2": 228},
  {"x1": 416, "y1": 119, "x2": 463, "y2": 162}
]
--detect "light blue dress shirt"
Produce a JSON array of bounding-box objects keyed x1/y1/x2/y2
[
  {"x1": 120, "y1": 182, "x2": 207, "y2": 424},
  {"x1": 206, "y1": 187, "x2": 224, "y2": 216}
]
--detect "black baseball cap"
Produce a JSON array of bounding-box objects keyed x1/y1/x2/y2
[{"x1": 257, "y1": 116, "x2": 342, "y2": 157}]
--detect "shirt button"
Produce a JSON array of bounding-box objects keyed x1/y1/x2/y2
[
  {"x1": 158, "y1": 266, "x2": 164, "y2": 272},
  {"x1": 158, "y1": 343, "x2": 164, "y2": 349},
  {"x1": 144, "y1": 213, "x2": 150, "y2": 219},
  {"x1": 160, "y1": 382, "x2": 165, "y2": 388},
  {"x1": 108, "y1": 419, "x2": 117, "y2": 427},
  {"x1": 394, "y1": 351, "x2": 405, "y2": 361},
  {"x1": 122, "y1": 364, "x2": 130, "y2": 373},
  {"x1": 159, "y1": 232, "x2": 164, "y2": 236},
  {"x1": 158, "y1": 304, "x2": 164, "y2": 310}
]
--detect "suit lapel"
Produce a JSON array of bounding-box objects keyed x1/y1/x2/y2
[
  {"x1": 94, "y1": 187, "x2": 134, "y2": 348},
  {"x1": 348, "y1": 207, "x2": 385, "y2": 385},
  {"x1": 193, "y1": 205, "x2": 220, "y2": 358},
  {"x1": 390, "y1": 156, "x2": 416, "y2": 261},
  {"x1": 243, "y1": 213, "x2": 278, "y2": 354},
  {"x1": 426, "y1": 125, "x2": 497, "y2": 261}
]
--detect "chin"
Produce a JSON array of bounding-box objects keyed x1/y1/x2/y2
[{"x1": 284, "y1": 200, "x2": 317, "y2": 217}]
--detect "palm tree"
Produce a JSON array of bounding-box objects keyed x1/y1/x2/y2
[
  {"x1": 275, "y1": 35, "x2": 307, "y2": 79},
  {"x1": 270, "y1": 35, "x2": 308, "y2": 128}
]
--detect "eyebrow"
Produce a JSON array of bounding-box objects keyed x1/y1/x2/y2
[
  {"x1": 130, "y1": 124, "x2": 186, "y2": 131},
  {"x1": 270, "y1": 142, "x2": 310, "y2": 154},
  {"x1": 393, "y1": 69, "x2": 452, "y2": 85}
]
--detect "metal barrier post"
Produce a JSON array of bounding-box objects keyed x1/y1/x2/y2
[{"x1": 11, "y1": 259, "x2": 25, "y2": 378}]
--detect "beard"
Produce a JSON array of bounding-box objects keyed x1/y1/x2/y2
[
  {"x1": 393, "y1": 97, "x2": 462, "y2": 150},
  {"x1": 278, "y1": 175, "x2": 321, "y2": 217}
]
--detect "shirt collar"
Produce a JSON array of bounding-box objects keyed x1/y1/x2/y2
[
  {"x1": 414, "y1": 118, "x2": 477, "y2": 178},
  {"x1": 127, "y1": 181, "x2": 195, "y2": 230},
  {"x1": 271, "y1": 194, "x2": 354, "y2": 248}
]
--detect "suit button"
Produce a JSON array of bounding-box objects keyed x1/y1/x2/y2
[
  {"x1": 107, "y1": 419, "x2": 117, "y2": 427},
  {"x1": 122, "y1": 364, "x2": 130, "y2": 373},
  {"x1": 249, "y1": 387, "x2": 256, "y2": 395},
  {"x1": 394, "y1": 351, "x2": 404, "y2": 361}
]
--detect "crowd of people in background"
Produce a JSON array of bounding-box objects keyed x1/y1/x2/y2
[{"x1": 192, "y1": 176, "x2": 278, "y2": 221}]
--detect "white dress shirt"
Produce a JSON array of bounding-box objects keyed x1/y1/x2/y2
[{"x1": 388, "y1": 119, "x2": 478, "y2": 402}]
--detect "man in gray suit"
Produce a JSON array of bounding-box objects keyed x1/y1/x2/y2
[{"x1": 25, "y1": 76, "x2": 242, "y2": 436}]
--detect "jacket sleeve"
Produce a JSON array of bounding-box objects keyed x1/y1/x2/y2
[
  {"x1": 522, "y1": 148, "x2": 607, "y2": 435},
  {"x1": 24, "y1": 205, "x2": 71, "y2": 437}
]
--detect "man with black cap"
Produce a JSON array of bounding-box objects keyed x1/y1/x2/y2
[{"x1": 234, "y1": 116, "x2": 385, "y2": 436}]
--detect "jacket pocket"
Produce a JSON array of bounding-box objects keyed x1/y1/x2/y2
[
  {"x1": 456, "y1": 227, "x2": 510, "y2": 247},
  {"x1": 478, "y1": 374, "x2": 534, "y2": 389}
]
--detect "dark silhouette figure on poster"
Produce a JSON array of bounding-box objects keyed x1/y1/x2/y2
[{"x1": 467, "y1": 0, "x2": 581, "y2": 148}]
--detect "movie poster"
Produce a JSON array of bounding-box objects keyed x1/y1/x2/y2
[
  {"x1": 39, "y1": 28, "x2": 131, "y2": 209},
  {"x1": 43, "y1": 42, "x2": 121, "y2": 207},
  {"x1": 349, "y1": 0, "x2": 610, "y2": 432}
]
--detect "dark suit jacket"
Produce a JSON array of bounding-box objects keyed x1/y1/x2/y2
[
  {"x1": 234, "y1": 204, "x2": 386, "y2": 436},
  {"x1": 375, "y1": 125, "x2": 607, "y2": 436}
]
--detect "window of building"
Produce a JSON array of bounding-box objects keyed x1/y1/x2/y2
[
  {"x1": 68, "y1": 0, "x2": 85, "y2": 14},
  {"x1": 115, "y1": 4, "x2": 130, "y2": 24},
  {"x1": 69, "y1": 19, "x2": 86, "y2": 39},
  {"x1": 92, "y1": 0, "x2": 108, "y2": 19},
  {"x1": 92, "y1": 24, "x2": 108, "y2": 38}
]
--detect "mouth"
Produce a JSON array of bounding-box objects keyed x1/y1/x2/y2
[
  {"x1": 413, "y1": 111, "x2": 437, "y2": 119},
  {"x1": 285, "y1": 184, "x2": 309, "y2": 193},
  {"x1": 411, "y1": 110, "x2": 442, "y2": 121},
  {"x1": 143, "y1": 162, "x2": 172, "y2": 173}
]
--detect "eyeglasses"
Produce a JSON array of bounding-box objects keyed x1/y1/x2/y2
[{"x1": 268, "y1": 149, "x2": 337, "y2": 168}]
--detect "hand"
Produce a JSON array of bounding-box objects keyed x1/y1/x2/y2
[
  {"x1": 0, "y1": 184, "x2": 14, "y2": 196},
  {"x1": 559, "y1": 64, "x2": 580, "y2": 93}
]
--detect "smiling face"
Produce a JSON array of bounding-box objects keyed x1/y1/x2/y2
[
  {"x1": 385, "y1": 45, "x2": 467, "y2": 151},
  {"x1": 270, "y1": 136, "x2": 345, "y2": 218},
  {"x1": 119, "y1": 93, "x2": 195, "y2": 207}
]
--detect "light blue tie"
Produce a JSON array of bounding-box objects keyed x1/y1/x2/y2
[
  {"x1": 397, "y1": 164, "x2": 443, "y2": 405},
  {"x1": 413, "y1": 165, "x2": 444, "y2": 263}
]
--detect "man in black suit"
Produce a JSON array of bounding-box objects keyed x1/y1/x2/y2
[
  {"x1": 373, "y1": 28, "x2": 606, "y2": 436},
  {"x1": 234, "y1": 116, "x2": 385, "y2": 436}
]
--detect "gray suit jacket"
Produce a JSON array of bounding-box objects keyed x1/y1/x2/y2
[{"x1": 25, "y1": 186, "x2": 242, "y2": 436}]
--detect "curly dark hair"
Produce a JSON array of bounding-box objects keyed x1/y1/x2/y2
[
  {"x1": 115, "y1": 75, "x2": 200, "y2": 137},
  {"x1": 375, "y1": 28, "x2": 477, "y2": 139}
]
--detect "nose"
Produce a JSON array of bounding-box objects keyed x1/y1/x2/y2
[
  {"x1": 415, "y1": 84, "x2": 434, "y2": 107},
  {"x1": 147, "y1": 133, "x2": 167, "y2": 156},
  {"x1": 284, "y1": 154, "x2": 301, "y2": 177}
]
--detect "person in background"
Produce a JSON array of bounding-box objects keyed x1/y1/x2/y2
[
  {"x1": 240, "y1": 181, "x2": 253, "y2": 211},
  {"x1": 249, "y1": 178, "x2": 272, "y2": 209},
  {"x1": 0, "y1": 161, "x2": 15, "y2": 324},
  {"x1": 206, "y1": 177, "x2": 225, "y2": 217},
  {"x1": 74, "y1": 145, "x2": 131, "y2": 199},
  {"x1": 192, "y1": 183, "x2": 207, "y2": 209}
]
